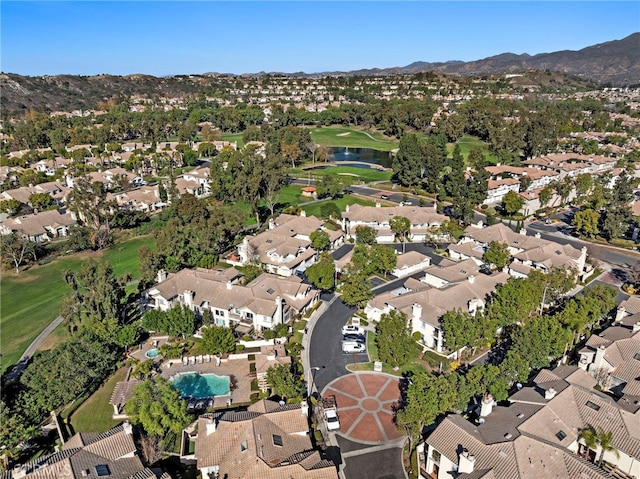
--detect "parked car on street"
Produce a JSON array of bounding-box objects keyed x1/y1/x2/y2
[{"x1": 342, "y1": 341, "x2": 366, "y2": 353}]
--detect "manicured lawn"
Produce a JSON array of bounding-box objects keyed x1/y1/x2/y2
[
  {"x1": 446, "y1": 135, "x2": 498, "y2": 164},
  {"x1": 309, "y1": 126, "x2": 398, "y2": 151},
  {"x1": 69, "y1": 366, "x2": 128, "y2": 433},
  {"x1": 301, "y1": 165, "x2": 393, "y2": 183},
  {"x1": 0, "y1": 235, "x2": 155, "y2": 375},
  {"x1": 220, "y1": 132, "x2": 245, "y2": 148},
  {"x1": 302, "y1": 194, "x2": 376, "y2": 218},
  {"x1": 275, "y1": 184, "x2": 305, "y2": 207}
]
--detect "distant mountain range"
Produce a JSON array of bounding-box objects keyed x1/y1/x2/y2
[
  {"x1": 1, "y1": 33, "x2": 638, "y2": 115},
  {"x1": 320, "y1": 33, "x2": 640, "y2": 85}
]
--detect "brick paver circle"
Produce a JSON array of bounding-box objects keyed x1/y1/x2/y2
[{"x1": 321, "y1": 372, "x2": 403, "y2": 444}]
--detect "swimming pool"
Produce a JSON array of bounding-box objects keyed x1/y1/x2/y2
[
  {"x1": 145, "y1": 348, "x2": 160, "y2": 359},
  {"x1": 170, "y1": 372, "x2": 230, "y2": 399}
]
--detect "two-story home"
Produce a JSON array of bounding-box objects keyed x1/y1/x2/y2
[
  {"x1": 0, "y1": 210, "x2": 76, "y2": 243},
  {"x1": 0, "y1": 181, "x2": 71, "y2": 208},
  {"x1": 419, "y1": 364, "x2": 640, "y2": 479},
  {"x1": 6, "y1": 422, "x2": 170, "y2": 479},
  {"x1": 235, "y1": 213, "x2": 343, "y2": 277},
  {"x1": 364, "y1": 269, "x2": 509, "y2": 355},
  {"x1": 109, "y1": 185, "x2": 165, "y2": 213},
  {"x1": 175, "y1": 168, "x2": 211, "y2": 198},
  {"x1": 449, "y1": 223, "x2": 588, "y2": 280},
  {"x1": 185, "y1": 400, "x2": 337, "y2": 479},
  {"x1": 341, "y1": 204, "x2": 448, "y2": 243},
  {"x1": 146, "y1": 268, "x2": 319, "y2": 333}
]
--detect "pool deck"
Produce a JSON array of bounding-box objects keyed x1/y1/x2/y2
[{"x1": 158, "y1": 356, "x2": 253, "y2": 408}]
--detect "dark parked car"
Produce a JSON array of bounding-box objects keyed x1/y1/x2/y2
[{"x1": 343, "y1": 333, "x2": 366, "y2": 343}]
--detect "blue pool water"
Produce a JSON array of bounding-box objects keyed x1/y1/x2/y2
[
  {"x1": 170, "y1": 372, "x2": 230, "y2": 399},
  {"x1": 145, "y1": 348, "x2": 160, "y2": 358}
]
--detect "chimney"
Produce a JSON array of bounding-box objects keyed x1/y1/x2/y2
[
  {"x1": 458, "y1": 449, "x2": 476, "y2": 474},
  {"x1": 633, "y1": 321, "x2": 640, "y2": 333},
  {"x1": 468, "y1": 298, "x2": 480, "y2": 315},
  {"x1": 268, "y1": 218, "x2": 276, "y2": 230},
  {"x1": 345, "y1": 204, "x2": 350, "y2": 213},
  {"x1": 300, "y1": 401, "x2": 309, "y2": 417},
  {"x1": 480, "y1": 394, "x2": 494, "y2": 417},
  {"x1": 122, "y1": 421, "x2": 133, "y2": 435},
  {"x1": 519, "y1": 228, "x2": 527, "y2": 236},
  {"x1": 375, "y1": 202, "x2": 381, "y2": 208},
  {"x1": 300, "y1": 210, "x2": 306, "y2": 217},
  {"x1": 226, "y1": 280, "x2": 232, "y2": 290},
  {"x1": 615, "y1": 306, "x2": 626, "y2": 323},
  {"x1": 183, "y1": 290, "x2": 194, "y2": 308},
  {"x1": 206, "y1": 417, "x2": 218, "y2": 436},
  {"x1": 12, "y1": 465, "x2": 26, "y2": 479},
  {"x1": 157, "y1": 269, "x2": 168, "y2": 283},
  {"x1": 468, "y1": 275, "x2": 475, "y2": 284},
  {"x1": 594, "y1": 345, "x2": 607, "y2": 369},
  {"x1": 412, "y1": 303, "x2": 422, "y2": 321},
  {"x1": 535, "y1": 232, "x2": 541, "y2": 238},
  {"x1": 544, "y1": 387, "x2": 557, "y2": 400},
  {"x1": 275, "y1": 296, "x2": 283, "y2": 324}
]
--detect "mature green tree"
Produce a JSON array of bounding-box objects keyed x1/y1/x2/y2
[
  {"x1": 370, "y1": 244, "x2": 397, "y2": 278},
  {"x1": 62, "y1": 261, "x2": 129, "y2": 338},
  {"x1": 67, "y1": 176, "x2": 113, "y2": 250},
  {"x1": 28, "y1": 193, "x2": 53, "y2": 211},
  {"x1": 305, "y1": 251, "x2": 336, "y2": 291},
  {"x1": 389, "y1": 216, "x2": 411, "y2": 253},
  {"x1": 573, "y1": 208, "x2": 600, "y2": 238},
  {"x1": 114, "y1": 324, "x2": 141, "y2": 350},
  {"x1": 20, "y1": 332, "x2": 118, "y2": 421},
  {"x1": 502, "y1": 190, "x2": 524, "y2": 216},
  {"x1": 392, "y1": 132, "x2": 423, "y2": 188},
  {"x1": 125, "y1": 378, "x2": 191, "y2": 439},
  {"x1": 200, "y1": 325, "x2": 236, "y2": 355},
  {"x1": 482, "y1": 241, "x2": 511, "y2": 270},
  {"x1": 355, "y1": 225, "x2": 377, "y2": 245},
  {"x1": 0, "y1": 401, "x2": 38, "y2": 461},
  {"x1": 375, "y1": 310, "x2": 421, "y2": 367},
  {"x1": 310, "y1": 230, "x2": 330, "y2": 251},
  {"x1": 0, "y1": 199, "x2": 23, "y2": 216},
  {"x1": 265, "y1": 364, "x2": 306, "y2": 400},
  {"x1": 316, "y1": 174, "x2": 344, "y2": 199},
  {"x1": 166, "y1": 305, "x2": 197, "y2": 339},
  {"x1": 575, "y1": 173, "x2": 594, "y2": 197},
  {"x1": 338, "y1": 265, "x2": 373, "y2": 308},
  {"x1": 601, "y1": 206, "x2": 629, "y2": 240},
  {"x1": 539, "y1": 185, "x2": 553, "y2": 208}
]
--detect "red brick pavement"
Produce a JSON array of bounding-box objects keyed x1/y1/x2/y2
[{"x1": 322, "y1": 372, "x2": 403, "y2": 444}]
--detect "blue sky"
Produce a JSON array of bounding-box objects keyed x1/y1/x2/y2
[{"x1": 2, "y1": 1, "x2": 638, "y2": 76}]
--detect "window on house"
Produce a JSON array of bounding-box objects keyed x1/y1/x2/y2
[
  {"x1": 272, "y1": 434, "x2": 283, "y2": 447},
  {"x1": 585, "y1": 401, "x2": 601, "y2": 411},
  {"x1": 246, "y1": 312, "x2": 254, "y2": 320},
  {"x1": 215, "y1": 309, "x2": 225, "y2": 317}
]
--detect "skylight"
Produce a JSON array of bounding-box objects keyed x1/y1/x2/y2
[
  {"x1": 585, "y1": 400, "x2": 601, "y2": 411},
  {"x1": 95, "y1": 465, "x2": 111, "y2": 477},
  {"x1": 267, "y1": 288, "x2": 275, "y2": 295},
  {"x1": 273, "y1": 434, "x2": 283, "y2": 446},
  {"x1": 556, "y1": 430, "x2": 567, "y2": 441}
]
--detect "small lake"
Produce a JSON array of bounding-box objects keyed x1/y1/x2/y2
[{"x1": 328, "y1": 147, "x2": 393, "y2": 168}]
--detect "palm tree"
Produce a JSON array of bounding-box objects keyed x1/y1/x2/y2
[
  {"x1": 595, "y1": 428, "x2": 619, "y2": 468},
  {"x1": 580, "y1": 427, "x2": 620, "y2": 468}
]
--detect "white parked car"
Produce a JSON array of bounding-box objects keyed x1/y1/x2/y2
[
  {"x1": 342, "y1": 324, "x2": 364, "y2": 335},
  {"x1": 342, "y1": 341, "x2": 366, "y2": 353}
]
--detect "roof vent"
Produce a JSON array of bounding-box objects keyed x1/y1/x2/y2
[{"x1": 504, "y1": 433, "x2": 513, "y2": 439}]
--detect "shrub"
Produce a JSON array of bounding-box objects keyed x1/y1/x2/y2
[
  {"x1": 235, "y1": 344, "x2": 245, "y2": 353},
  {"x1": 412, "y1": 331, "x2": 422, "y2": 341},
  {"x1": 263, "y1": 330, "x2": 276, "y2": 340}
]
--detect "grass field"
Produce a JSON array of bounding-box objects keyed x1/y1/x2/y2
[
  {"x1": 300, "y1": 165, "x2": 393, "y2": 183},
  {"x1": 0, "y1": 235, "x2": 154, "y2": 375},
  {"x1": 220, "y1": 132, "x2": 245, "y2": 148},
  {"x1": 302, "y1": 194, "x2": 376, "y2": 218},
  {"x1": 309, "y1": 126, "x2": 398, "y2": 151},
  {"x1": 69, "y1": 366, "x2": 128, "y2": 433},
  {"x1": 447, "y1": 135, "x2": 499, "y2": 165}
]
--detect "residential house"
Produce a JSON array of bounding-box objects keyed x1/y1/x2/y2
[
  {"x1": 392, "y1": 251, "x2": 432, "y2": 278},
  {"x1": 483, "y1": 177, "x2": 520, "y2": 205},
  {"x1": 146, "y1": 268, "x2": 319, "y2": 333},
  {"x1": 364, "y1": 271, "x2": 509, "y2": 354},
  {"x1": 0, "y1": 210, "x2": 76, "y2": 243},
  {"x1": 0, "y1": 181, "x2": 71, "y2": 208},
  {"x1": 341, "y1": 204, "x2": 448, "y2": 243},
  {"x1": 420, "y1": 364, "x2": 640, "y2": 479},
  {"x1": 235, "y1": 213, "x2": 343, "y2": 277},
  {"x1": 449, "y1": 223, "x2": 589, "y2": 279},
  {"x1": 577, "y1": 306, "x2": 640, "y2": 404},
  {"x1": 5, "y1": 422, "x2": 171, "y2": 479},
  {"x1": 86, "y1": 168, "x2": 139, "y2": 191},
  {"x1": 109, "y1": 185, "x2": 165, "y2": 213},
  {"x1": 176, "y1": 168, "x2": 210, "y2": 198},
  {"x1": 187, "y1": 400, "x2": 337, "y2": 479}
]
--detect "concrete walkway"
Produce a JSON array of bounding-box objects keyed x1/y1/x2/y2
[{"x1": 6, "y1": 315, "x2": 65, "y2": 381}]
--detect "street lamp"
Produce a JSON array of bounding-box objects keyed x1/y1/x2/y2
[{"x1": 309, "y1": 366, "x2": 323, "y2": 399}]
